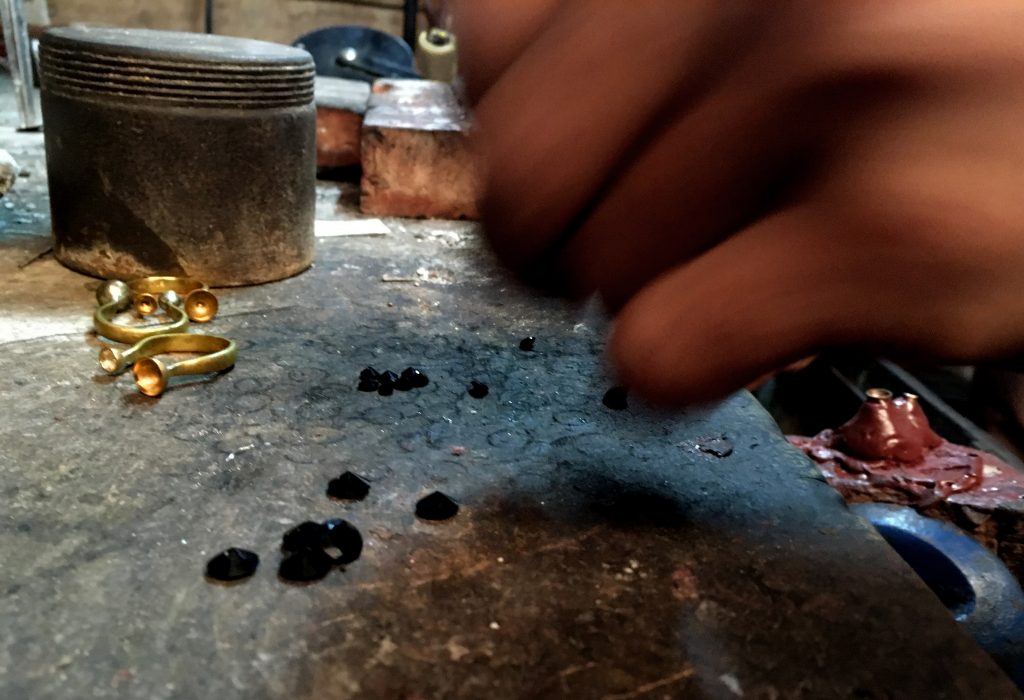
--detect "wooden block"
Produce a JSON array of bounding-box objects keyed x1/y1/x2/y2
[
  {"x1": 360, "y1": 79, "x2": 479, "y2": 220},
  {"x1": 315, "y1": 77, "x2": 371, "y2": 169}
]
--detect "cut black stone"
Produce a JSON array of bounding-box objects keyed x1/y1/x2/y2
[
  {"x1": 401, "y1": 367, "x2": 429, "y2": 388},
  {"x1": 359, "y1": 367, "x2": 380, "y2": 382},
  {"x1": 393, "y1": 374, "x2": 414, "y2": 391},
  {"x1": 379, "y1": 370, "x2": 399, "y2": 387},
  {"x1": 323, "y1": 518, "x2": 363, "y2": 564},
  {"x1": 467, "y1": 381, "x2": 489, "y2": 399},
  {"x1": 602, "y1": 386, "x2": 628, "y2": 410},
  {"x1": 377, "y1": 384, "x2": 394, "y2": 396},
  {"x1": 281, "y1": 521, "x2": 326, "y2": 554},
  {"x1": 519, "y1": 336, "x2": 536, "y2": 352},
  {"x1": 415, "y1": 491, "x2": 460, "y2": 521},
  {"x1": 327, "y1": 471, "x2": 371, "y2": 501},
  {"x1": 357, "y1": 378, "x2": 380, "y2": 392},
  {"x1": 278, "y1": 548, "x2": 333, "y2": 583},
  {"x1": 205, "y1": 547, "x2": 259, "y2": 582}
]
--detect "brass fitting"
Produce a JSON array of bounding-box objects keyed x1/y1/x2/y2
[{"x1": 128, "y1": 276, "x2": 219, "y2": 323}]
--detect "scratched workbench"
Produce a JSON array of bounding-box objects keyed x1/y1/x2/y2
[{"x1": 0, "y1": 78, "x2": 1020, "y2": 699}]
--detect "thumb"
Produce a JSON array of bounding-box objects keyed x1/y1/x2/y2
[{"x1": 610, "y1": 205, "x2": 842, "y2": 405}]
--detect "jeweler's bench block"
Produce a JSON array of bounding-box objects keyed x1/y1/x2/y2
[
  {"x1": 315, "y1": 77, "x2": 370, "y2": 169},
  {"x1": 359, "y1": 79, "x2": 479, "y2": 220}
]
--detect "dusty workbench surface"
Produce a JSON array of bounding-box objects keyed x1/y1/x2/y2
[{"x1": 1, "y1": 80, "x2": 1020, "y2": 699}]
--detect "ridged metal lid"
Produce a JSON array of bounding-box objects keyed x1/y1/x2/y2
[{"x1": 40, "y1": 27, "x2": 315, "y2": 108}]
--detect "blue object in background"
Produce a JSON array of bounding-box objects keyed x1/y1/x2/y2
[
  {"x1": 293, "y1": 25, "x2": 419, "y2": 83},
  {"x1": 854, "y1": 503, "x2": 1024, "y2": 689}
]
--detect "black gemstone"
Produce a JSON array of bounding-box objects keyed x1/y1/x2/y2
[
  {"x1": 281, "y1": 521, "x2": 326, "y2": 554},
  {"x1": 377, "y1": 384, "x2": 394, "y2": 396},
  {"x1": 393, "y1": 374, "x2": 414, "y2": 391},
  {"x1": 401, "y1": 367, "x2": 429, "y2": 388},
  {"x1": 279, "y1": 548, "x2": 333, "y2": 582},
  {"x1": 602, "y1": 386, "x2": 628, "y2": 410},
  {"x1": 519, "y1": 336, "x2": 536, "y2": 352},
  {"x1": 205, "y1": 547, "x2": 259, "y2": 582},
  {"x1": 358, "y1": 378, "x2": 380, "y2": 392},
  {"x1": 379, "y1": 370, "x2": 399, "y2": 387},
  {"x1": 415, "y1": 491, "x2": 460, "y2": 521},
  {"x1": 323, "y1": 518, "x2": 363, "y2": 564},
  {"x1": 327, "y1": 471, "x2": 371, "y2": 501},
  {"x1": 359, "y1": 367, "x2": 380, "y2": 382},
  {"x1": 467, "y1": 381, "x2": 489, "y2": 399}
]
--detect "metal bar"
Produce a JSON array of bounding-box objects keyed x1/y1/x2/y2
[
  {"x1": 0, "y1": 0, "x2": 42, "y2": 130},
  {"x1": 204, "y1": 0, "x2": 214, "y2": 34}
]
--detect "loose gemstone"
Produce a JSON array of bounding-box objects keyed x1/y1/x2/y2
[
  {"x1": 401, "y1": 367, "x2": 429, "y2": 388},
  {"x1": 327, "y1": 472, "x2": 371, "y2": 501},
  {"x1": 323, "y1": 518, "x2": 363, "y2": 564},
  {"x1": 357, "y1": 378, "x2": 380, "y2": 392},
  {"x1": 519, "y1": 337, "x2": 536, "y2": 352},
  {"x1": 281, "y1": 521, "x2": 326, "y2": 554},
  {"x1": 602, "y1": 386, "x2": 628, "y2": 410},
  {"x1": 415, "y1": 491, "x2": 460, "y2": 521},
  {"x1": 467, "y1": 381, "x2": 489, "y2": 399},
  {"x1": 359, "y1": 367, "x2": 380, "y2": 382},
  {"x1": 205, "y1": 547, "x2": 259, "y2": 582},
  {"x1": 278, "y1": 548, "x2": 333, "y2": 582}
]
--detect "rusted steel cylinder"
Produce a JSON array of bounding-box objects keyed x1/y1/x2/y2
[{"x1": 39, "y1": 27, "x2": 316, "y2": 285}]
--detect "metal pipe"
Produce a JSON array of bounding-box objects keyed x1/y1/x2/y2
[
  {"x1": 204, "y1": 0, "x2": 214, "y2": 34},
  {"x1": 0, "y1": 0, "x2": 42, "y2": 130}
]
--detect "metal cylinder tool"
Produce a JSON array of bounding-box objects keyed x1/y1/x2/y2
[{"x1": 39, "y1": 27, "x2": 317, "y2": 285}]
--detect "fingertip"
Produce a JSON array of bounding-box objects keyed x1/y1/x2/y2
[{"x1": 609, "y1": 303, "x2": 746, "y2": 407}]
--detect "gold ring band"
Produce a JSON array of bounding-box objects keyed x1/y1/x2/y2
[
  {"x1": 97, "y1": 333, "x2": 236, "y2": 395},
  {"x1": 94, "y1": 289, "x2": 188, "y2": 344}
]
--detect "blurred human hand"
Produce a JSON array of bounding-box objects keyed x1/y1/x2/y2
[{"x1": 452, "y1": 0, "x2": 1024, "y2": 404}]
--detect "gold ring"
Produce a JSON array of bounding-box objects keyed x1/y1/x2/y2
[
  {"x1": 94, "y1": 282, "x2": 188, "y2": 344},
  {"x1": 97, "y1": 333, "x2": 236, "y2": 395},
  {"x1": 128, "y1": 276, "x2": 219, "y2": 323}
]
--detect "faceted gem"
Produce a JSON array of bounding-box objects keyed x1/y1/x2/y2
[
  {"x1": 359, "y1": 367, "x2": 380, "y2": 381},
  {"x1": 379, "y1": 370, "x2": 399, "y2": 387},
  {"x1": 278, "y1": 548, "x2": 333, "y2": 582},
  {"x1": 357, "y1": 378, "x2": 380, "y2": 392},
  {"x1": 281, "y1": 521, "x2": 326, "y2": 554},
  {"x1": 205, "y1": 547, "x2": 259, "y2": 582},
  {"x1": 415, "y1": 491, "x2": 460, "y2": 521},
  {"x1": 467, "y1": 381, "x2": 489, "y2": 399},
  {"x1": 602, "y1": 386, "x2": 628, "y2": 410},
  {"x1": 401, "y1": 367, "x2": 429, "y2": 388},
  {"x1": 519, "y1": 336, "x2": 536, "y2": 352},
  {"x1": 323, "y1": 518, "x2": 363, "y2": 564},
  {"x1": 394, "y1": 374, "x2": 414, "y2": 391},
  {"x1": 377, "y1": 384, "x2": 394, "y2": 396},
  {"x1": 326, "y1": 471, "x2": 371, "y2": 501}
]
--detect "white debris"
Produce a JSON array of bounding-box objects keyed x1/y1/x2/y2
[
  {"x1": 0, "y1": 149, "x2": 18, "y2": 195},
  {"x1": 719, "y1": 673, "x2": 744, "y2": 696}
]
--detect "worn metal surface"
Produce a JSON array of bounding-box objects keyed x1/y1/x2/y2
[
  {"x1": 1, "y1": 81, "x2": 1020, "y2": 699},
  {"x1": 39, "y1": 27, "x2": 316, "y2": 286}
]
